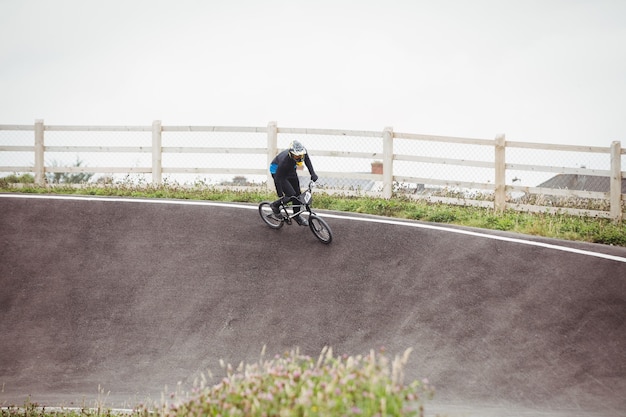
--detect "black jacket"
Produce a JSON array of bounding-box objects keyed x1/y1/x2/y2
[{"x1": 270, "y1": 150, "x2": 317, "y2": 196}]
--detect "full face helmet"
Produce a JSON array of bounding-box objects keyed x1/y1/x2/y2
[{"x1": 288, "y1": 140, "x2": 307, "y2": 166}]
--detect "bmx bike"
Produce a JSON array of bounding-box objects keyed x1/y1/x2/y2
[{"x1": 258, "y1": 181, "x2": 333, "y2": 244}]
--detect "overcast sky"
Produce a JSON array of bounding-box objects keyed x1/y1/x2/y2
[{"x1": 1, "y1": 0, "x2": 625, "y2": 146}]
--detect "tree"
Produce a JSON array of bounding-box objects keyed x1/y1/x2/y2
[
  {"x1": 220, "y1": 176, "x2": 253, "y2": 186},
  {"x1": 46, "y1": 157, "x2": 95, "y2": 184}
]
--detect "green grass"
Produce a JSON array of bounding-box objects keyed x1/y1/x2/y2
[{"x1": 1, "y1": 181, "x2": 624, "y2": 246}]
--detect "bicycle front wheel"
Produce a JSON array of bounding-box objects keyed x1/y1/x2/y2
[
  {"x1": 259, "y1": 202, "x2": 284, "y2": 229},
  {"x1": 309, "y1": 214, "x2": 332, "y2": 244}
]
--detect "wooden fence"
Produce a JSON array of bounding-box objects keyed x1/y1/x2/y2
[{"x1": 0, "y1": 120, "x2": 623, "y2": 221}]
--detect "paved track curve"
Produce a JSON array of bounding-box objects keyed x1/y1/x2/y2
[{"x1": 1, "y1": 194, "x2": 625, "y2": 416}]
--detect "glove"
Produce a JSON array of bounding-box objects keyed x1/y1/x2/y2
[{"x1": 311, "y1": 174, "x2": 318, "y2": 182}]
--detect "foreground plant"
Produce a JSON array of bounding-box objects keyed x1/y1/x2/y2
[{"x1": 149, "y1": 346, "x2": 433, "y2": 417}]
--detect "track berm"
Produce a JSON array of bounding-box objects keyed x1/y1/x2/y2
[{"x1": 1, "y1": 195, "x2": 625, "y2": 416}]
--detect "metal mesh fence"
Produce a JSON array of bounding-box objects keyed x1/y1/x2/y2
[
  {"x1": 506, "y1": 146, "x2": 612, "y2": 188},
  {"x1": 43, "y1": 129, "x2": 153, "y2": 183},
  {"x1": 277, "y1": 130, "x2": 383, "y2": 192},
  {"x1": 161, "y1": 129, "x2": 268, "y2": 185},
  {"x1": 0, "y1": 129, "x2": 35, "y2": 171},
  {"x1": 393, "y1": 137, "x2": 495, "y2": 193},
  {"x1": 0, "y1": 123, "x2": 623, "y2": 216},
  {"x1": 506, "y1": 144, "x2": 624, "y2": 212},
  {"x1": 2, "y1": 126, "x2": 619, "y2": 191}
]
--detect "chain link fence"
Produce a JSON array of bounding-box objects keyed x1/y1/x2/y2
[
  {"x1": 505, "y1": 143, "x2": 624, "y2": 213},
  {"x1": 0, "y1": 121, "x2": 623, "y2": 219},
  {"x1": 44, "y1": 128, "x2": 153, "y2": 184},
  {"x1": 277, "y1": 128, "x2": 383, "y2": 193},
  {"x1": 0, "y1": 128, "x2": 34, "y2": 171},
  {"x1": 393, "y1": 135, "x2": 495, "y2": 196},
  {"x1": 161, "y1": 128, "x2": 267, "y2": 186}
]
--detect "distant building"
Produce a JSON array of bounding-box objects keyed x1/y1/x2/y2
[
  {"x1": 298, "y1": 175, "x2": 377, "y2": 192},
  {"x1": 538, "y1": 174, "x2": 626, "y2": 194},
  {"x1": 298, "y1": 161, "x2": 381, "y2": 192}
]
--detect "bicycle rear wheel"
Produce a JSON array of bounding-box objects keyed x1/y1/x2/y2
[
  {"x1": 259, "y1": 202, "x2": 284, "y2": 229},
  {"x1": 309, "y1": 214, "x2": 332, "y2": 244}
]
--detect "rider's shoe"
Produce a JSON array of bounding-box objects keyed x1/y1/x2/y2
[
  {"x1": 270, "y1": 202, "x2": 281, "y2": 215},
  {"x1": 294, "y1": 216, "x2": 309, "y2": 226}
]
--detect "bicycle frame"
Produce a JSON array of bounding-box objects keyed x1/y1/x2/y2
[
  {"x1": 276, "y1": 183, "x2": 313, "y2": 224},
  {"x1": 259, "y1": 181, "x2": 332, "y2": 244}
]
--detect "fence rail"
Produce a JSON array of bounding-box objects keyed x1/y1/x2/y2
[{"x1": 0, "y1": 120, "x2": 623, "y2": 222}]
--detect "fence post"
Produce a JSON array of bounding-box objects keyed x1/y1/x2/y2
[
  {"x1": 610, "y1": 141, "x2": 622, "y2": 223},
  {"x1": 34, "y1": 119, "x2": 45, "y2": 186},
  {"x1": 152, "y1": 120, "x2": 162, "y2": 185},
  {"x1": 494, "y1": 134, "x2": 506, "y2": 211},
  {"x1": 266, "y1": 121, "x2": 278, "y2": 191},
  {"x1": 382, "y1": 126, "x2": 393, "y2": 199}
]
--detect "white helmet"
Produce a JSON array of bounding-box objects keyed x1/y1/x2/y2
[{"x1": 288, "y1": 140, "x2": 307, "y2": 165}]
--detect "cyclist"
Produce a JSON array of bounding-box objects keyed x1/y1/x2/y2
[{"x1": 269, "y1": 140, "x2": 319, "y2": 226}]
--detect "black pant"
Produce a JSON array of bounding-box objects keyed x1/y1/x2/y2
[{"x1": 273, "y1": 174, "x2": 302, "y2": 215}]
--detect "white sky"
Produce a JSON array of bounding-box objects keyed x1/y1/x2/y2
[{"x1": 1, "y1": 0, "x2": 625, "y2": 146}]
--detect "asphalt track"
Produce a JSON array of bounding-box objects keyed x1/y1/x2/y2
[{"x1": 1, "y1": 193, "x2": 625, "y2": 417}]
